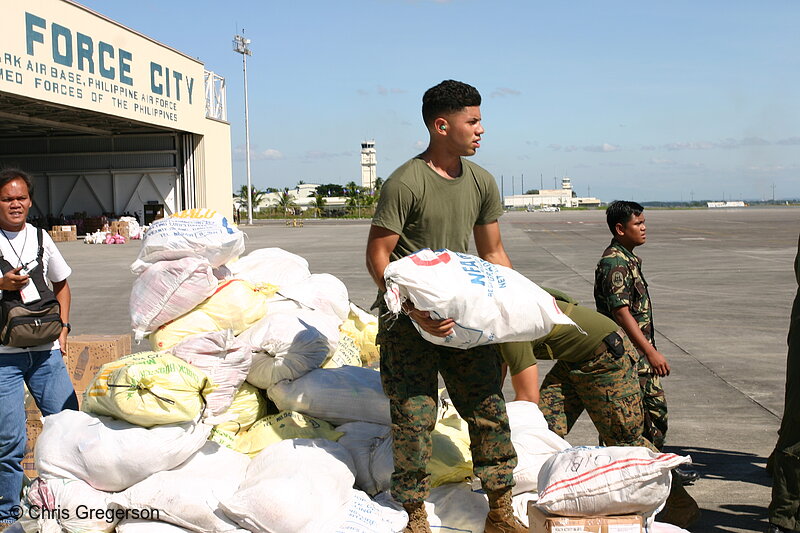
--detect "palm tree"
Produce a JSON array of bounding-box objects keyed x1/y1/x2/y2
[
  {"x1": 344, "y1": 181, "x2": 359, "y2": 197},
  {"x1": 276, "y1": 188, "x2": 297, "y2": 216},
  {"x1": 310, "y1": 194, "x2": 327, "y2": 218},
  {"x1": 235, "y1": 185, "x2": 266, "y2": 217}
]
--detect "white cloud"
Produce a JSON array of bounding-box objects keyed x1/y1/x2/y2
[
  {"x1": 377, "y1": 85, "x2": 407, "y2": 96},
  {"x1": 777, "y1": 137, "x2": 800, "y2": 145},
  {"x1": 303, "y1": 150, "x2": 353, "y2": 160},
  {"x1": 649, "y1": 157, "x2": 676, "y2": 165},
  {"x1": 583, "y1": 143, "x2": 620, "y2": 152},
  {"x1": 663, "y1": 141, "x2": 715, "y2": 151},
  {"x1": 233, "y1": 145, "x2": 284, "y2": 161},
  {"x1": 413, "y1": 140, "x2": 426, "y2": 150},
  {"x1": 490, "y1": 87, "x2": 521, "y2": 98},
  {"x1": 548, "y1": 144, "x2": 562, "y2": 151}
]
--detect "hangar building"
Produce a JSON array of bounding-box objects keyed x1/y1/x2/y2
[{"x1": 0, "y1": 0, "x2": 232, "y2": 228}]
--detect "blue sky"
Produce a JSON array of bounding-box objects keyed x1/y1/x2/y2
[{"x1": 77, "y1": 0, "x2": 799, "y2": 202}]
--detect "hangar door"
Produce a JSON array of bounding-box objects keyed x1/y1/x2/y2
[{"x1": 0, "y1": 133, "x2": 200, "y2": 221}]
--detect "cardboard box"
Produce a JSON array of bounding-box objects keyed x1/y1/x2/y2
[
  {"x1": 110, "y1": 220, "x2": 130, "y2": 240},
  {"x1": 65, "y1": 334, "x2": 131, "y2": 395},
  {"x1": 22, "y1": 390, "x2": 42, "y2": 479},
  {"x1": 20, "y1": 333, "x2": 130, "y2": 478},
  {"x1": 528, "y1": 504, "x2": 643, "y2": 533},
  {"x1": 48, "y1": 229, "x2": 77, "y2": 242}
]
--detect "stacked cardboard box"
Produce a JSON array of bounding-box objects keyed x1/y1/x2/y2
[
  {"x1": 528, "y1": 505, "x2": 643, "y2": 533},
  {"x1": 83, "y1": 216, "x2": 108, "y2": 234},
  {"x1": 22, "y1": 334, "x2": 132, "y2": 478},
  {"x1": 110, "y1": 220, "x2": 131, "y2": 240},
  {"x1": 66, "y1": 334, "x2": 132, "y2": 395},
  {"x1": 48, "y1": 225, "x2": 78, "y2": 242}
]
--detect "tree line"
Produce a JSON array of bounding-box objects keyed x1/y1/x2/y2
[{"x1": 234, "y1": 178, "x2": 384, "y2": 219}]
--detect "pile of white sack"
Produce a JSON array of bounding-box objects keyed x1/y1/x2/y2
[{"x1": 27, "y1": 210, "x2": 690, "y2": 533}]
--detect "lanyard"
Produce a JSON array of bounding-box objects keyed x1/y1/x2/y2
[{"x1": 0, "y1": 227, "x2": 28, "y2": 268}]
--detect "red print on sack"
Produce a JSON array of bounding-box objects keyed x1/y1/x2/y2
[{"x1": 410, "y1": 251, "x2": 451, "y2": 267}]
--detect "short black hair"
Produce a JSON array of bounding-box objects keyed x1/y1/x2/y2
[
  {"x1": 0, "y1": 168, "x2": 34, "y2": 196},
  {"x1": 422, "y1": 80, "x2": 481, "y2": 126},
  {"x1": 606, "y1": 200, "x2": 644, "y2": 232}
]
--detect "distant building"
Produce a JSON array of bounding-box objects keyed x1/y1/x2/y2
[
  {"x1": 504, "y1": 176, "x2": 601, "y2": 209},
  {"x1": 259, "y1": 183, "x2": 346, "y2": 213},
  {"x1": 707, "y1": 201, "x2": 746, "y2": 208},
  {"x1": 361, "y1": 140, "x2": 377, "y2": 190}
]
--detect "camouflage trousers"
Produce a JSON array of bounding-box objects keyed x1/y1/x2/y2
[
  {"x1": 539, "y1": 330, "x2": 657, "y2": 452},
  {"x1": 636, "y1": 353, "x2": 669, "y2": 450},
  {"x1": 768, "y1": 289, "x2": 800, "y2": 530},
  {"x1": 377, "y1": 310, "x2": 517, "y2": 504}
]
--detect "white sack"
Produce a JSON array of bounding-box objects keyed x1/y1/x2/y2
[
  {"x1": 240, "y1": 310, "x2": 339, "y2": 389},
  {"x1": 505, "y1": 401, "x2": 571, "y2": 494},
  {"x1": 219, "y1": 438, "x2": 356, "y2": 533},
  {"x1": 226, "y1": 247, "x2": 311, "y2": 287},
  {"x1": 35, "y1": 410, "x2": 210, "y2": 492},
  {"x1": 112, "y1": 441, "x2": 249, "y2": 533},
  {"x1": 28, "y1": 477, "x2": 119, "y2": 533},
  {"x1": 268, "y1": 366, "x2": 391, "y2": 426},
  {"x1": 172, "y1": 330, "x2": 252, "y2": 416},
  {"x1": 277, "y1": 273, "x2": 350, "y2": 323},
  {"x1": 383, "y1": 249, "x2": 578, "y2": 349},
  {"x1": 132, "y1": 209, "x2": 245, "y2": 271},
  {"x1": 536, "y1": 446, "x2": 691, "y2": 517},
  {"x1": 130, "y1": 257, "x2": 217, "y2": 341},
  {"x1": 333, "y1": 490, "x2": 408, "y2": 533},
  {"x1": 116, "y1": 520, "x2": 197, "y2": 532},
  {"x1": 335, "y1": 422, "x2": 394, "y2": 496},
  {"x1": 426, "y1": 483, "x2": 488, "y2": 533}
]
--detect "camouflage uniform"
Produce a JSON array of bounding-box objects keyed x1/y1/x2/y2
[
  {"x1": 768, "y1": 234, "x2": 800, "y2": 531},
  {"x1": 594, "y1": 239, "x2": 668, "y2": 450},
  {"x1": 377, "y1": 300, "x2": 517, "y2": 504},
  {"x1": 538, "y1": 329, "x2": 656, "y2": 452}
]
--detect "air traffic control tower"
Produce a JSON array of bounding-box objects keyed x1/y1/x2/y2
[{"x1": 361, "y1": 140, "x2": 377, "y2": 191}]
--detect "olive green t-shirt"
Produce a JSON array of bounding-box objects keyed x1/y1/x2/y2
[
  {"x1": 371, "y1": 157, "x2": 503, "y2": 261},
  {"x1": 499, "y1": 301, "x2": 620, "y2": 374},
  {"x1": 533, "y1": 300, "x2": 619, "y2": 363}
]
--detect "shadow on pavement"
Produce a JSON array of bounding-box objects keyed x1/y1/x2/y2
[{"x1": 664, "y1": 446, "x2": 770, "y2": 533}]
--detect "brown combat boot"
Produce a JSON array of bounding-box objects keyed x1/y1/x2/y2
[
  {"x1": 403, "y1": 501, "x2": 432, "y2": 533},
  {"x1": 656, "y1": 477, "x2": 700, "y2": 529},
  {"x1": 485, "y1": 489, "x2": 527, "y2": 533}
]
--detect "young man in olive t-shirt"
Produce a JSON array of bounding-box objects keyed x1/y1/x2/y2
[
  {"x1": 499, "y1": 298, "x2": 656, "y2": 451},
  {"x1": 366, "y1": 80, "x2": 526, "y2": 533}
]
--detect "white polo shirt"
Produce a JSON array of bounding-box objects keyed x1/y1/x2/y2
[{"x1": 0, "y1": 224, "x2": 71, "y2": 353}]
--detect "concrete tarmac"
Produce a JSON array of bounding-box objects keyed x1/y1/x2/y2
[{"x1": 56, "y1": 207, "x2": 798, "y2": 533}]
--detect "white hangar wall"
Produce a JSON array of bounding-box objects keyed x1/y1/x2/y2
[{"x1": 0, "y1": 0, "x2": 233, "y2": 223}]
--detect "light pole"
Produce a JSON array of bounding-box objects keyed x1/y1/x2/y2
[{"x1": 233, "y1": 33, "x2": 253, "y2": 225}]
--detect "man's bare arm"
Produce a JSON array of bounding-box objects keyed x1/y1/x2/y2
[
  {"x1": 612, "y1": 306, "x2": 670, "y2": 376},
  {"x1": 473, "y1": 221, "x2": 512, "y2": 268}
]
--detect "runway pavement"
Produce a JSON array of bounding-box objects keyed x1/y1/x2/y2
[{"x1": 56, "y1": 206, "x2": 799, "y2": 533}]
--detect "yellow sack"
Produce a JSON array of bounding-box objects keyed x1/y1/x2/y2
[
  {"x1": 210, "y1": 383, "x2": 267, "y2": 448},
  {"x1": 83, "y1": 351, "x2": 214, "y2": 428},
  {"x1": 233, "y1": 410, "x2": 344, "y2": 458},
  {"x1": 430, "y1": 412, "x2": 474, "y2": 487},
  {"x1": 151, "y1": 279, "x2": 278, "y2": 351},
  {"x1": 322, "y1": 333, "x2": 362, "y2": 369},
  {"x1": 339, "y1": 304, "x2": 379, "y2": 368}
]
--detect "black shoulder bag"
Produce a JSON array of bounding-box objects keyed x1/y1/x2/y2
[{"x1": 0, "y1": 228, "x2": 63, "y2": 348}]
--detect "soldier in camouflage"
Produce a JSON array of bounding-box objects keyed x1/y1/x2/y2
[
  {"x1": 593, "y1": 200, "x2": 700, "y2": 528},
  {"x1": 366, "y1": 80, "x2": 526, "y2": 533},
  {"x1": 498, "y1": 295, "x2": 657, "y2": 452},
  {"x1": 593, "y1": 201, "x2": 668, "y2": 450}
]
